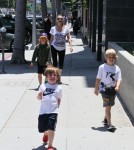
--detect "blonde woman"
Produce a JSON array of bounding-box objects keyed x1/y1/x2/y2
[{"x1": 50, "y1": 14, "x2": 73, "y2": 83}]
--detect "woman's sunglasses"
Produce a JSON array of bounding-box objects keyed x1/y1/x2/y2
[{"x1": 57, "y1": 18, "x2": 63, "y2": 21}]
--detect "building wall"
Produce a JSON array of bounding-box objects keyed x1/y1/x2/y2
[
  {"x1": 108, "y1": 42, "x2": 134, "y2": 120},
  {"x1": 82, "y1": 8, "x2": 89, "y2": 40},
  {"x1": 106, "y1": 0, "x2": 134, "y2": 42}
]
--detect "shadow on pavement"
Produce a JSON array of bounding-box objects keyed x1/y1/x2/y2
[
  {"x1": 0, "y1": 31, "x2": 102, "y2": 88},
  {"x1": 91, "y1": 126, "x2": 108, "y2": 132},
  {"x1": 32, "y1": 144, "x2": 57, "y2": 150},
  {"x1": 0, "y1": 60, "x2": 37, "y2": 74},
  {"x1": 91, "y1": 126, "x2": 117, "y2": 133},
  {"x1": 29, "y1": 88, "x2": 39, "y2": 91}
]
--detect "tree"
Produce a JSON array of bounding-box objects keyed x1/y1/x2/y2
[
  {"x1": 11, "y1": 0, "x2": 27, "y2": 64},
  {"x1": 41, "y1": 0, "x2": 47, "y2": 19},
  {"x1": 51, "y1": 0, "x2": 56, "y2": 25},
  {"x1": 0, "y1": 0, "x2": 16, "y2": 8},
  {"x1": 56, "y1": 0, "x2": 62, "y2": 15}
]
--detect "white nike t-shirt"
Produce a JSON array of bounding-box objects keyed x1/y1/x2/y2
[
  {"x1": 38, "y1": 83, "x2": 62, "y2": 114},
  {"x1": 50, "y1": 26, "x2": 70, "y2": 51},
  {"x1": 96, "y1": 63, "x2": 122, "y2": 92}
]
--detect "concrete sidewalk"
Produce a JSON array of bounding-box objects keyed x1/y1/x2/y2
[{"x1": 0, "y1": 31, "x2": 134, "y2": 150}]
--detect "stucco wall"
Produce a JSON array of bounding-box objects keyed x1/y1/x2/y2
[{"x1": 108, "y1": 42, "x2": 134, "y2": 119}]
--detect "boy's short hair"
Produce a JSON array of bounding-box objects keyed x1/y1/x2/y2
[
  {"x1": 105, "y1": 49, "x2": 118, "y2": 59},
  {"x1": 44, "y1": 67, "x2": 60, "y2": 81}
]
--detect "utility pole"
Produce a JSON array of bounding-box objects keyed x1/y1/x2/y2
[
  {"x1": 97, "y1": 0, "x2": 103, "y2": 61},
  {"x1": 30, "y1": 0, "x2": 36, "y2": 50},
  {"x1": 91, "y1": 0, "x2": 97, "y2": 52},
  {"x1": 89, "y1": 0, "x2": 93, "y2": 47},
  {"x1": 52, "y1": 0, "x2": 56, "y2": 25}
]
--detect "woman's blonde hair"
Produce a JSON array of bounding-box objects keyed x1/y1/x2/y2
[
  {"x1": 44, "y1": 67, "x2": 60, "y2": 81},
  {"x1": 105, "y1": 49, "x2": 118, "y2": 59}
]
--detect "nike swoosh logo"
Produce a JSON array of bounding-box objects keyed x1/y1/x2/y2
[{"x1": 43, "y1": 92, "x2": 55, "y2": 96}]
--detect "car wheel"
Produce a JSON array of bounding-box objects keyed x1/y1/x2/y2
[{"x1": 10, "y1": 40, "x2": 14, "y2": 52}]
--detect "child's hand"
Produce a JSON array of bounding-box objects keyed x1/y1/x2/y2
[
  {"x1": 37, "y1": 92, "x2": 42, "y2": 100},
  {"x1": 115, "y1": 86, "x2": 119, "y2": 91},
  {"x1": 70, "y1": 47, "x2": 73, "y2": 52},
  {"x1": 94, "y1": 89, "x2": 99, "y2": 96}
]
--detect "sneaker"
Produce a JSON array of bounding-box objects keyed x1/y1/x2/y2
[
  {"x1": 107, "y1": 125, "x2": 115, "y2": 131},
  {"x1": 47, "y1": 147, "x2": 54, "y2": 150},
  {"x1": 102, "y1": 118, "x2": 108, "y2": 126},
  {"x1": 42, "y1": 134, "x2": 48, "y2": 143}
]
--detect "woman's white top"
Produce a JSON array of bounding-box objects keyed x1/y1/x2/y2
[{"x1": 50, "y1": 26, "x2": 70, "y2": 51}]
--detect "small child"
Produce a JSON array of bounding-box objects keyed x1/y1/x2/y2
[
  {"x1": 94, "y1": 49, "x2": 122, "y2": 131},
  {"x1": 37, "y1": 67, "x2": 62, "y2": 150},
  {"x1": 30, "y1": 33, "x2": 51, "y2": 88}
]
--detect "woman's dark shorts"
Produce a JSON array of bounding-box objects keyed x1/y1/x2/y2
[
  {"x1": 37, "y1": 62, "x2": 47, "y2": 74},
  {"x1": 38, "y1": 113, "x2": 58, "y2": 133},
  {"x1": 101, "y1": 94, "x2": 116, "y2": 107}
]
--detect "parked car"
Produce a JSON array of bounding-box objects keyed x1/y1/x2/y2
[
  {"x1": 0, "y1": 33, "x2": 14, "y2": 52},
  {"x1": 0, "y1": 16, "x2": 14, "y2": 51},
  {"x1": 27, "y1": 16, "x2": 44, "y2": 29},
  {"x1": 0, "y1": 15, "x2": 32, "y2": 44}
]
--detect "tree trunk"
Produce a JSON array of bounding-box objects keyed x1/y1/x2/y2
[
  {"x1": 11, "y1": 0, "x2": 27, "y2": 64},
  {"x1": 56, "y1": 0, "x2": 61, "y2": 15},
  {"x1": 41, "y1": 0, "x2": 47, "y2": 19},
  {"x1": 51, "y1": 0, "x2": 56, "y2": 26}
]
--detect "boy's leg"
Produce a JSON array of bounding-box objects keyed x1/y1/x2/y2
[
  {"x1": 47, "y1": 114, "x2": 57, "y2": 148},
  {"x1": 44, "y1": 131, "x2": 48, "y2": 135},
  {"x1": 102, "y1": 94, "x2": 115, "y2": 125},
  {"x1": 58, "y1": 69, "x2": 62, "y2": 84},
  {"x1": 48, "y1": 130, "x2": 54, "y2": 148},
  {"x1": 38, "y1": 73, "x2": 42, "y2": 85},
  {"x1": 43, "y1": 131, "x2": 48, "y2": 143},
  {"x1": 37, "y1": 63, "x2": 45, "y2": 85},
  {"x1": 105, "y1": 106, "x2": 111, "y2": 125}
]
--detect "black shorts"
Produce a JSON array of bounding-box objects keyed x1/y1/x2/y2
[
  {"x1": 37, "y1": 62, "x2": 47, "y2": 74},
  {"x1": 101, "y1": 94, "x2": 116, "y2": 107},
  {"x1": 38, "y1": 113, "x2": 58, "y2": 133}
]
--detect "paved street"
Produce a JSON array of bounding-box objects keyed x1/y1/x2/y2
[{"x1": 0, "y1": 30, "x2": 134, "y2": 150}]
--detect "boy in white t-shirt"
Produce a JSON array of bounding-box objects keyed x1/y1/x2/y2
[
  {"x1": 94, "y1": 49, "x2": 122, "y2": 131},
  {"x1": 37, "y1": 67, "x2": 62, "y2": 150}
]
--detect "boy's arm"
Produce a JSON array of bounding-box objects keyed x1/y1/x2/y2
[
  {"x1": 115, "y1": 68, "x2": 122, "y2": 91},
  {"x1": 115, "y1": 80, "x2": 122, "y2": 91},
  {"x1": 32, "y1": 47, "x2": 38, "y2": 63},
  {"x1": 37, "y1": 92, "x2": 42, "y2": 100},
  {"x1": 94, "y1": 78, "x2": 101, "y2": 96},
  {"x1": 37, "y1": 85, "x2": 43, "y2": 100},
  {"x1": 30, "y1": 47, "x2": 38, "y2": 67},
  {"x1": 58, "y1": 98, "x2": 61, "y2": 108}
]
